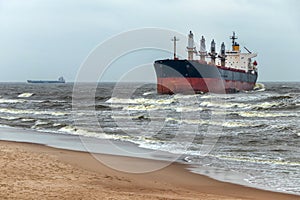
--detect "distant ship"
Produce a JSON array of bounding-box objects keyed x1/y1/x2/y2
[
  {"x1": 154, "y1": 31, "x2": 258, "y2": 94},
  {"x1": 27, "y1": 76, "x2": 66, "y2": 84}
]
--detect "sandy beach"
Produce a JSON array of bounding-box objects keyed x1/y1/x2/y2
[{"x1": 0, "y1": 140, "x2": 299, "y2": 200}]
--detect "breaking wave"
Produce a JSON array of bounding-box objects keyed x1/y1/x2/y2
[{"x1": 18, "y1": 93, "x2": 35, "y2": 98}]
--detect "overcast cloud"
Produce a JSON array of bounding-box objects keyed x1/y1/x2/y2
[{"x1": 0, "y1": 0, "x2": 299, "y2": 82}]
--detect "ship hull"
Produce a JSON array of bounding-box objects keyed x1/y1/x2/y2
[
  {"x1": 27, "y1": 80, "x2": 65, "y2": 84},
  {"x1": 154, "y1": 59, "x2": 257, "y2": 94}
]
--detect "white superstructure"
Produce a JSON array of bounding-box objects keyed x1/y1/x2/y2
[{"x1": 187, "y1": 31, "x2": 258, "y2": 72}]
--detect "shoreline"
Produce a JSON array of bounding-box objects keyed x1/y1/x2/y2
[
  {"x1": 1, "y1": 140, "x2": 299, "y2": 199},
  {"x1": 1, "y1": 126, "x2": 300, "y2": 196}
]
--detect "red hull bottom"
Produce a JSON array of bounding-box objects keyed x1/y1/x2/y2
[{"x1": 157, "y1": 78, "x2": 255, "y2": 94}]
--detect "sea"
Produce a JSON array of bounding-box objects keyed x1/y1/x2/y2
[{"x1": 0, "y1": 82, "x2": 299, "y2": 195}]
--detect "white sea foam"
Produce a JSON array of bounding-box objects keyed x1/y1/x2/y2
[
  {"x1": 0, "y1": 108, "x2": 68, "y2": 116},
  {"x1": 238, "y1": 111, "x2": 294, "y2": 118},
  {"x1": 18, "y1": 93, "x2": 34, "y2": 98},
  {"x1": 214, "y1": 155, "x2": 300, "y2": 166},
  {"x1": 166, "y1": 117, "x2": 254, "y2": 128},
  {"x1": 0, "y1": 116, "x2": 20, "y2": 120},
  {"x1": 200, "y1": 94, "x2": 230, "y2": 100},
  {"x1": 0, "y1": 99, "x2": 26, "y2": 104},
  {"x1": 142, "y1": 91, "x2": 155, "y2": 96},
  {"x1": 58, "y1": 126, "x2": 120, "y2": 140},
  {"x1": 253, "y1": 83, "x2": 266, "y2": 91},
  {"x1": 175, "y1": 106, "x2": 202, "y2": 112},
  {"x1": 200, "y1": 101, "x2": 249, "y2": 109},
  {"x1": 106, "y1": 97, "x2": 175, "y2": 105},
  {"x1": 221, "y1": 121, "x2": 255, "y2": 128},
  {"x1": 53, "y1": 123, "x2": 62, "y2": 127},
  {"x1": 31, "y1": 120, "x2": 50, "y2": 129},
  {"x1": 253, "y1": 102, "x2": 281, "y2": 109},
  {"x1": 21, "y1": 118, "x2": 35, "y2": 122},
  {"x1": 173, "y1": 93, "x2": 199, "y2": 100},
  {"x1": 107, "y1": 97, "x2": 177, "y2": 111},
  {"x1": 123, "y1": 104, "x2": 163, "y2": 111}
]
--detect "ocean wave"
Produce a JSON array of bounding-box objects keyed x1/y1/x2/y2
[
  {"x1": 58, "y1": 126, "x2": 121, "y2": 140},
  {"x1": 200, "y1": 94, "x2": 234, "y2": 100},
  {"x1": 106, "y1": 97, "x2": 175, "y2": 105},
  {"x1": 0, "y1": 99, "x2": 27, "y2": 104},
  {"x1": 238, "y1": 111, "x2": 294, "y2": 118},
  {"x1": 166, "y1": 117, "x2": 256, "y2": 128},
  {"x1": 122, "y1": 103, "x2": 203, "y2": 112},
  {"x1": 221, "y1": 121, "x2": 259, "y2": 128},
  {"x1": 122, "y1": 104, "x2": 164, "y2": 111},
  {"x1": 95, "y1": 96, "x2": 111, "y2": 101},
  {"x1": 200, "y1": 101, "x2": 249, "y2": 109},
  {"x1": 251, "y1": 102, "x2": 281, "y2": 110},
  {"x1": 95, "y1": 104, "x2": 111, "y2": 110},
  {"x1": 0, "y1": 116, "x2": 21, "y2": 120},
  {"x1": 21, "y1": 118, "x2": 36, "y2": 122},
  {"x1": 18, "y1": 93, "x2": 34, "y2": 98},
  {"x1": 0, "y1": 108, "x2": 68, "y2": 116},
  {"x1": 175, "y1": 106, "x2": 202, "y2": 112},
  {"x1": 253, "y1": 83, "x2": 265, "y2": 91},
  {"x1": 143, "y1": 91, "x2": 156, "y2": 96},
  {"x1": 31, "y1": 120, "x2": 51, "y2": 129},
  {"x1": 214, "y1": 155, "x2": 300, "y2": 166},
  {"x1": 174, "y1": 93, "x2": 200, "y2": 100},
  {"x1": 266, "y1": 95, "x2": 293, "y2": 101},
  {"x1": 252, "y1": 102, "x2": 300, "y2": 111}
]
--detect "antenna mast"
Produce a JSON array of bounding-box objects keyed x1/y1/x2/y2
[
  {"x1": 230, "y1": 31, "x2": 238, "y2": 46},
  {"x1": 171, "y1": 36, "x2": 179, "y2": 60},
  {"x1": 230, "y1": 31, "x2": 240, "y2": 52}
]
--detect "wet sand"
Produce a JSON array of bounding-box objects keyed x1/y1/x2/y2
[{"x1": 0, "y1": 140, "x2": 299, "y2": 200}]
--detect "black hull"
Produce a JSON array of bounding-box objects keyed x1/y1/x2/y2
[{"x1": 154, "y1": 59, "x2": 258, "y2": 94}]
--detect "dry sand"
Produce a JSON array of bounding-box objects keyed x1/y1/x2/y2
[{"x1": 0, "y1": 140, "x2": 299, "y2": 200}]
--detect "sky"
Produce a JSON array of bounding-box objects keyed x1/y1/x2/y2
[{"x1": 0, "y1": 0, "x2": 299, "y2": 82}]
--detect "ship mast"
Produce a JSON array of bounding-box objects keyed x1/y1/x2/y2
[
  {"x1": 230, "y1": 31, "x2": 237, "y2": 46},
  {"x1": 171, "y1": 36, "x2": 179, "y2": 60},
  {"x1": 230, "y1": 31, "x2": 240, "y2": 52}
]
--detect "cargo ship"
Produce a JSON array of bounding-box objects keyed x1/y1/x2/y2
[
  {"x1": 154, "y1": 31, "x2": 258, "y2": 94},
  {"x1": 27, "y1": 76, "x2": 65, "y2": 84}
]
